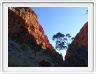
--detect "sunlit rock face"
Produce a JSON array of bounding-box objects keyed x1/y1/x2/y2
[
  {"x1": 64, "y1": 22, "x2": 88, "y2": 67},
  {"x1": 8, "y1": 7, "x2": 88, "y2": 67},
  {"x1": 8, "y1": 7, "x2": 64, "y2": 67},
  {"x1": 8, "y1": 7, "x2": 53, "y2": 50}
]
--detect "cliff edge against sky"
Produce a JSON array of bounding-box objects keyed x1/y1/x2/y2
[{"x1": 8, "y1": 7, "x2": 88, "y2": 67}]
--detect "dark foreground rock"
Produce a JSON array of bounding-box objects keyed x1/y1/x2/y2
[
  {"x1": 8, "y1": 7, "x2": 64, "y2": 67},
  {"x1": 8, "y1": 7, "x2": 88, "y2": 67}
]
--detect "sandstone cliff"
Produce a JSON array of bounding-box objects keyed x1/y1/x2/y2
[
  {"x1": 8, "y1": 7, "x2": 88, "y2": 67},
  {"x1": 64, "y1": 22, "x2": 88, "y2": 67},
  {"x1": 8, "y1": 7, "x2": 53, "y2": 50},
  {"x1": 8, "y1": 7, "x2": 64, "y2": 67}
]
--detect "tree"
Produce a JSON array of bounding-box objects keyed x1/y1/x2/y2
[{"x1": 52, "y1": 32, "x2": 74, "y2": 51}]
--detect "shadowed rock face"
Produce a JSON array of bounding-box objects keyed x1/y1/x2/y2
[
  {"x1": 8, "y1": 7, "x2": 54, "y2": 50},
  {"x1": 8, "y1": 7, "x2": 64, "y2": 67},
  {"x1": 8, "y1": 7, "x2": 88, "y2": 67},
  {"x1": 64, "y1": 22, "x2": 88, "y2": 67}
]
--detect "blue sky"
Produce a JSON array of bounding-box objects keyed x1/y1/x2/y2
[{"x1": 32, "y1": 7, "x2": 88, "y2": 59}]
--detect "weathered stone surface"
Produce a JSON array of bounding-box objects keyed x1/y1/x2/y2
[
  {"x1": 8, "y1": 7, "x2": 54, "y2": 50},
  {"x1": 8, "y1": 7, "x2": 88, "y2": 67},
  {"x1": 64, "y1": 22, "x2": 88, "y2": 67},
  {"x1": 8, "y1": 7, "x2": 64, "y2": 67}
]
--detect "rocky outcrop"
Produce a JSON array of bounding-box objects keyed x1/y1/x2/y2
[
  {"x1": 8, "y1": 7, "x2": 53, "y2": 50},
  {"x1": 8, "y1": 7, "x2": 88, "y2": 67},
  {"x1": 8, "y1": 7, "x2": 64, "y2": 67},
  {"x1": 64, "y1": 22, "x2": 88, "y2": 67}
]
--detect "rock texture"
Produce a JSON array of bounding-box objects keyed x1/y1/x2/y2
[
  {"x1": 8, "y1": 7, "x2": 64, "y2": 67},
  {"x1": 8, "y1": 7, "x2": 53, "y2": 50},
  {"x1": 8, "y1": 7, "x2": 88, "y2": 67},
  {"x1": 64, "y1": 22, "x2": 88, "y2": 67}
]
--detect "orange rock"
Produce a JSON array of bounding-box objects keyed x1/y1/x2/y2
[{"x1": 8, "y1": 7, "x2": 54, "y2": 50}]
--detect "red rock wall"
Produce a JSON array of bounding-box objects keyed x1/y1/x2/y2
[
  {"x1": 8, "y1": 7, "x2": 54, "y2": 50},
  {"x1": 9, "y1": 7, "x2": 88, "y2": 67},
  {"x1": 8, "y1": 7, "x2": 64, "y2": 67},
  {"x1": 64, "y1": 22, "x2": 88, "y2": 67}
]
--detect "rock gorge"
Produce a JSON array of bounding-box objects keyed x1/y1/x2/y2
[{"x1": 8, "y1": 7, "x2": 88, "y2": 67}]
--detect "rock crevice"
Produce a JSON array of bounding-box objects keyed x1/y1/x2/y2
[{"x1": 8, "y1": 7, "x2": 88, "y2": 67}]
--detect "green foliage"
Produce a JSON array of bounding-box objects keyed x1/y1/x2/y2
[{"x1": 52, "y1": 32, "x2": 74, "y2": 51}]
